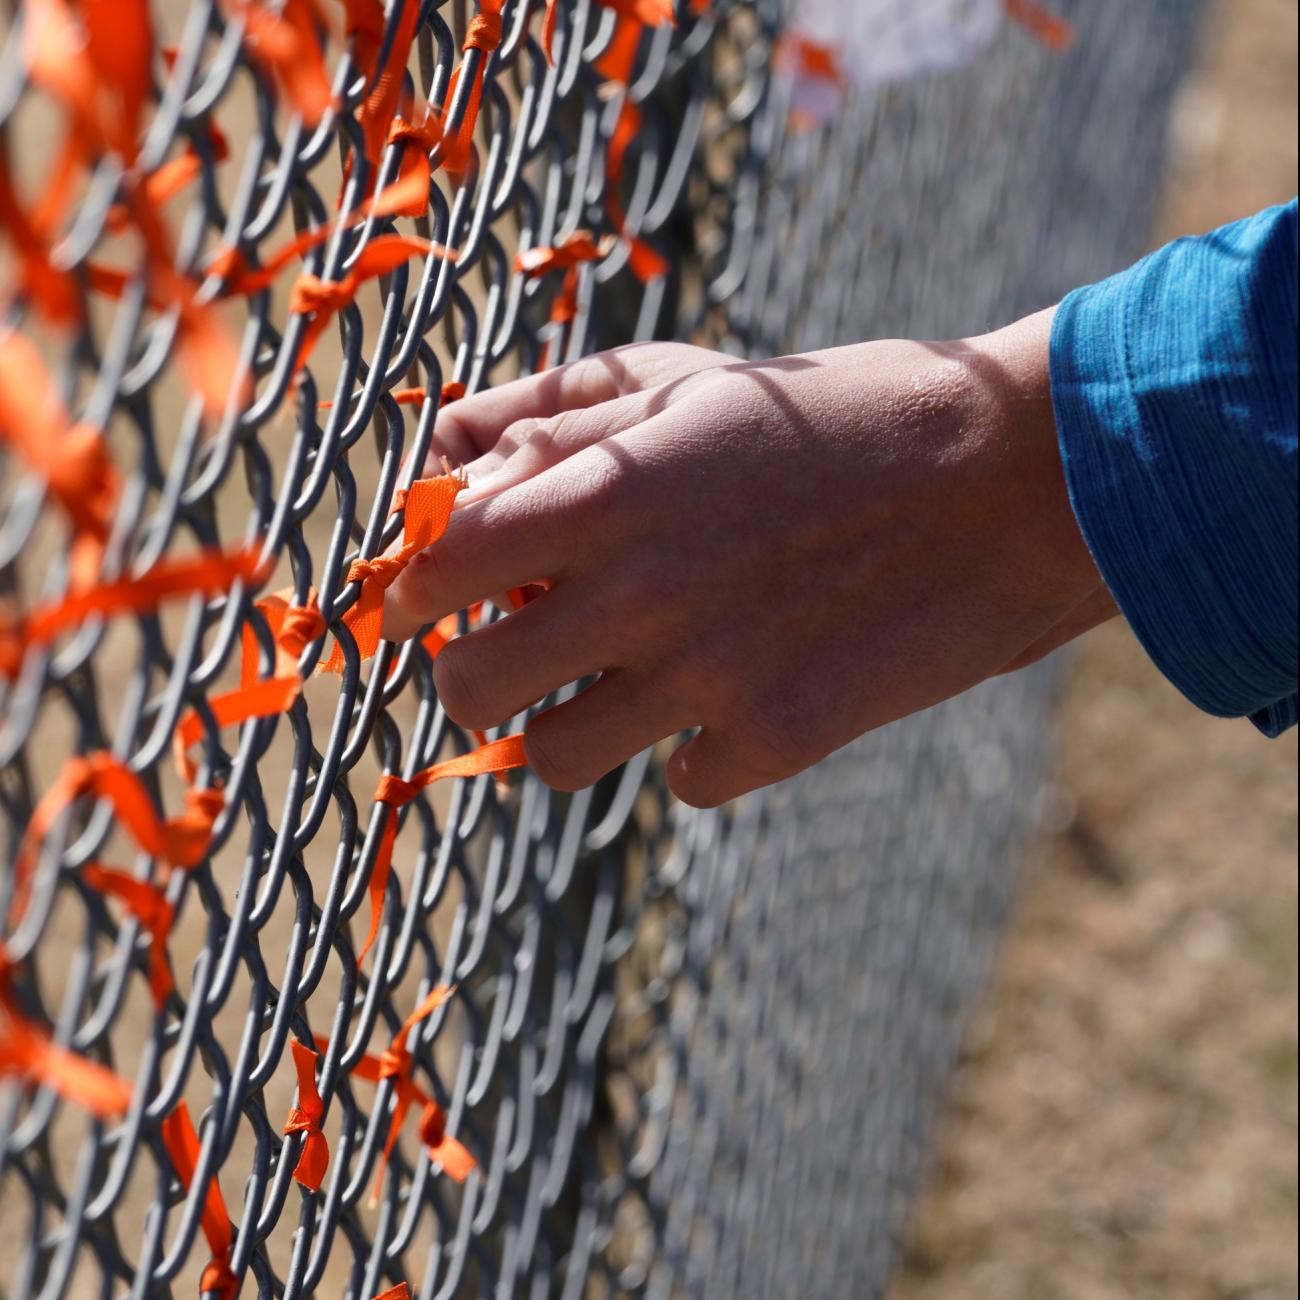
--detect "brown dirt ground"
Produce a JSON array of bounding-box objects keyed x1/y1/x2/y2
[{"x1": 888, "y1": 3, "x2": 1299, "y2": 1299}]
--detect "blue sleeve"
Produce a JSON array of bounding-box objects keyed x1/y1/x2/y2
[{"x1": 1049, "y1": 199, "x2": 1299, "y2": 737}]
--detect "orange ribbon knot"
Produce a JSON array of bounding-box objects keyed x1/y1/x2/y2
[
  {"x1": 283, "y1": 1039, "x2": 330, "y2": 1190},
  {"x1": 357, "y1": 735, "x2": 528, "y2": 968},
  {"x1": 321, "y1": 472, "x2": 466, "y2": 674},
  {"x1": 315, "y1": 986, "x2": 475, "y2": 1204}
]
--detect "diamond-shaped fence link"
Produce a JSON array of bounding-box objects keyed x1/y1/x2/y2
[{"x1": 0, "y1": 1, "x2": 1201, "y2": 1296}]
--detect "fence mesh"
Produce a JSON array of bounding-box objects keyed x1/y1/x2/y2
[{"x1": 0, "y1": 1, "x2": 1202, "y2": 1297}]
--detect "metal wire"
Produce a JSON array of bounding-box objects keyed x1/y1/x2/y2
[{"x1": 0, "y1": 0, "x2": 1203, "y2": 1296}]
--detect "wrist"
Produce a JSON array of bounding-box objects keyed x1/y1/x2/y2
[{"x1": 963, "y1": 306, "x2": 1107, "y2": 608}]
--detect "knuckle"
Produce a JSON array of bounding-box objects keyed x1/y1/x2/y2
[
  {"x1": 433, "y1": 640, "x2": 498, "y2": 729},
  {"x1": 558, "y1": 452, "x2": 635, "y2": 545},
  {"x1": 499, "y1": 417, "x2": 550, "y2": 459}
]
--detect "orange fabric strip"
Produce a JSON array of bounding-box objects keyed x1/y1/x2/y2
[
  {"x1": 514, "y1": 231, "x2": 604, "y2": 277},
  {"x1": 355, "y1": 735, "x2": 526, "y2": 968},
  {"x1": 516, "y1": 233, "x2": 605, "y2": 332},
  {"x1": 8, "y1": 752, "x2": 223, "y2": 933},
  {"x1": 1, "y1": 547, "x2": 265, "y2": 679},
  {"x1": 174, "y1": 592, "x2": 323, "y2": 783},
  {"x1": 75, "y1": 0, "x2": 153, "y2": 159},
  {"x1": 543, "y1": 0, "x2": 674, "y2": 67},
  {"x1": 0, "y1": 141, "x2": 82, "y2": 325},
  {"x1": 605, "y1": 99, "x2": 670, "y2": 281},
  {"x1": 0, "y1": 330, "x2": 120, "y2": 590},
  {"x1": 373, "y1": 1285, "x2": 411, "y2": 1300},
  {"x1": 353, "y1": 0, "x2": 423, "y2": 186},
  {"x1": 82, "y1": 186, "x2": 249, "y2": 419},
  {"x1": 773, "y1": 32, "x2": 845, "y2": 88},
  {"x1": 0, "y1": 958, "x2": 133, "y2": 1117},
  {"x1": 162, "y1": 787, "x2": 225, "y2": 869},
  {"x1": 314, "y1": 985, "x2": 473, "y2": 1201},
  {"x1": 160, "y1": 1101, "x2": 237, "y2": 1300},
  {"x1": 282, "y1": 1039, "x2": 329, "y2": 1190},
  {"x1": 207, "y1": 163, "x2": 451, "y2": 301},
  {"x1": 104, "y1": 125, "x2": 231, "y2": 236},
  {"x1": 0, "y1": 1010, "x2": 134, "y2": 1118},
  {"x1": 594, "y1": 15, "x2": 644, "y2": 85},
  {"x1": 1003, "y1": 0, "x2": 1076, "y2": 52},
  {"x1": 602, "y1": 0, "x2": 676, "y2": 25},
  {"x1": 240, "y1": 593, "x2": 326, "y2": 686},
  {"x1": 320, "y1": 471, "x2": 465, "y2": 674},
  {"x1": 320, "y1": 384, "x2": 428, "y2": 411},
  {"x1": 418, "y1": 611, "x2": 464, "y2": 661},
  {"x1": 80, "y1": 864, "x2": 175, "y2": 1008},
  {"x1": 232, "y1": 0, "x2": 335, "y2": 125},
  {"x1": 173, "y1": 677, "x2": 301, "y2": 784},
  {"x1": 289, "y1": 235, "x2": 438, "y2": 375},
  {"x1": 437, "y1": 0, "x2": 506, "y2": 176},
  {"x1": 23, "y1": 0, "x2": 152, "y2": 163}
]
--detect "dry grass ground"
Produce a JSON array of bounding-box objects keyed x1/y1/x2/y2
[{"x1": 888, "y1": 2, "x2": 1299, "y2": 1298}]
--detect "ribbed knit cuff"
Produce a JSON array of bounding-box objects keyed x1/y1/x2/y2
[{"x1": 1047, "y1": 202, "x2": 1298, "y2": 735}]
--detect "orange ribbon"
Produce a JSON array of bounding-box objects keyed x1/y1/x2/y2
[
  {"x1": 173, "y1": 590, "x2": 324, "y2": 783},
  {"x1": 229, "y1": 0, "x2": 335, "y2": 125},
  {"x1": 207, "y1": 163, "x2": 443, "y2": 303},
  {"x1": 605, "y1": 99, "x2": 669, "y2": 281},
  {"x1": 314, "y1": 985, "x2": 475, "y2": 1204},
  {"x1": 0, "y1": 142, "x2": 81, "y2": 325},
  {"x1": 23, "y1": 0, "x2": 153, "y2": 163},
  {"x1": 6, "y1": 0, "x2": 152, "y2": 316},
  {"x1": 319, "y1": 380, "x2": 465, "y2": 412},
  {"x1": 515, "y1": 232, "x2": 606, "y2": 334},
  {"x1": 18, "y1": 0, "x2": 245, "y2": 418},
  {"x1": 104, "y1": 124, "x2": 231, "y2": 236},
  {"x1": 0, "y1": 956, "x2": 133, "y2": 1118},
  {"x1": 358, "y1": 735, "x2": 528, "y2": 968},
  {"x1": 160, "y1": 1101, "x2": 237, "y2": 1300},
  {"x1": 438, "y1": 0, "x2": 507, "y2": 176},
  {"x1": 372, "y1": 1286, "x2": 411, "y2": 1300},
  {"x1": 544, "y1": 0, "x2": 675, "y2": 69},
  {"x1": 1003, "y1": 0, "x2": 1076, "y2": 52},
  {"x1": 84, "y1": 231, "x2": 250, "y2": 421},
  {"x1": 0, "y1": 547, "x2": 265, "y2": 680},
  {"x1": 289, "y1": 234, "x2": 440, "y2": 375},
  {"x1": 320, "y1": 471, "x2": 466, "y2": 674},
  {"x1": 282, "y1": 1039, "x2": 330, "y2": 1190},
  {"x1": 348, "y1": 0, "x2": 423, "y2": 190},
  {"x1": 0, "y1": 330, "x2": 120, "y2": 590},
  {"x1": 8, "y1": 752, "x2": 223, "y2": 934},
  {"x1": 80, "y1": 865, "x2": 175, "y2": 1008},
  {"x1": 773, "y1": 33, "x2": 845, "y2": 88}
]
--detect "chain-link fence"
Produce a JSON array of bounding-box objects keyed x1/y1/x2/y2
[{"x1": 0, "y1": 1, "x2": 1202, "y2": 1296}]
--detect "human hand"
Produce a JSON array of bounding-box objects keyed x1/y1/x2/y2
[{"x1": 384, "y1": 319, "x2": 1116, "y2": 807}]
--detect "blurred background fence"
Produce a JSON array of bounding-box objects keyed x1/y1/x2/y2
[{"x1": 0, "y1": 1, "x2": 1206, "y2": 1296}]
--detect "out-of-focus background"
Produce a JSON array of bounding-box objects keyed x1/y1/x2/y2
[{"x1": 890, "y1": 2, "x2": 1300, "y2": 1296}]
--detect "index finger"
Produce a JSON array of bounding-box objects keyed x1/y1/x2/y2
[{"x1": 430, "y1": 353, "x2": 638, "y2": 468}]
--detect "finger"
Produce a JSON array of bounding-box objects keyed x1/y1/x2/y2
[
  {"x1": 996, "y1": 587, "x2": 1121, "y2": 675},
  {"x1": 382, "y1": 455, "x2": 600, "y2": 640},
  {"x1": 458, "y1": 387, "x2": 665, "y2": 506},
  {"x1": 524, "y1": 672, "x2": 690, "y2": 792},
  {"x1": 433, "y1": 583, "x2": 619, "y2": 731},
  {"x1": 428, "y1": 352, "x2": 640, "y2": 468},
  {"x1": 666, "y1": 727, "x2": 788, "y2": 809}
]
